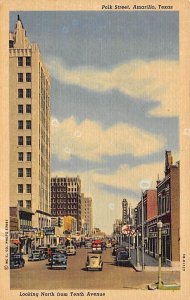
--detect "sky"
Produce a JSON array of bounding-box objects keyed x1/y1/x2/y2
[{"x1": 10, "y1": 11, "x2": 179, "y2": 234}]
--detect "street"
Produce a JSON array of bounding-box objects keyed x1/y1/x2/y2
[{"x1": 10, "y1": 248, "x2": 180, "y2": 290}]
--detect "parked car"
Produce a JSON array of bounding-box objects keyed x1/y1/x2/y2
[
  {"x1": 28, "y1": 250, "x2": 45, "y2": 261},
  {"x1": 50, "y1": 253, "x2": 67, "y2": 269},
  {"x1": 112, "y1": 245, "x2": 126, "y2": 256},
  {"x1": 66, "y1": 245, "x2": 76, "y2": 256},
  {"x1": 85, "y1": 254, "x2": 103, "y2": 271},
  {"x1": 10, "y1": 253, "x2": 25, "y2": 269},
  {"x1": 116, "y1": 251, "x2": 130, "y2": 266}
]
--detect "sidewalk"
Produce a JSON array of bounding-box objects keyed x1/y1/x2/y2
[{"x1": 130, "y1": 249, "x2": 180, "y2": 272}]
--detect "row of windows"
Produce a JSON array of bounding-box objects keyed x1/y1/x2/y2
[
  {"x1": 52, "y1": 204, "x2": 77, "y2": 209},
  {"x1": 18, "y1": 200, "x2": 31, "y2": 208},
  {"x1": 18, "y1": 88, "x2": 31, "y2": 98},
  {"x1": 18, "y1": 73, "x2": 31, "y2": 82},
  {"x1": 18, "y1": 120, "x2": 31, "y2": 130},
  {"x1": 18, "y1": 56, "x2": 31, "y2": 67},
  {"x1": 18, "y1": 136, "x2": 31, "y2": 146},
  {"x1": 18, "y1": 168, "x2": 31, "y2": 177},
  {"x1": 51, "y1": 193, "x2": 78, "y2": 198},
  {"x1": 18, "y1": 184, "x2": 31, "y2": 194},
  {"x1": 158, "y1": 194, "x2": 170, "y2": 215},
  {"x1": 51, "y1": 199, "x2": 77, "y2": 204},
  {"x1": 18, "y1": 104, "x2": 31, "y2": 114},
  {"x1": 18, "y1": 152, "x2": 31, "y2": 161},
  {"x1": 51, "y1": 210, "x2": 77, "y2": 215}
]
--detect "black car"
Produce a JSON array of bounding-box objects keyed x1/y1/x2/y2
[
  {"x1": 37, "y1": 247, "x2": 48, "y2": 259},
  {"x1": 116, "y1": 251, "x2": 130, "y2": 266},
  {"x1": 50, "y1": 253, "x2": 67, "y2": 269},
  {"x1": 112, "y1": 245, "x2": 126, "y2": 256},
  {"x1": 10, "y1": 253, "x2": 25, "y2": 269}
]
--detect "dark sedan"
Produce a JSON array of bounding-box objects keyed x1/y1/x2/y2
[
  {"x1": 10, "y1": 253, "x2": 25, "y2": 269},
  {"x1": 116, "y1": 251, "x2": 130, "y2": 266}
]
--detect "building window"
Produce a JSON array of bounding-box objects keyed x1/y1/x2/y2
[
  {"x1": 26, "y1": 120, "x2": 31, "y2": 129},
  {"x1": 18, "y1": 57, "x2": 23, "y2": 67},
  {"x1": 26, "y1": 136, "x2": 31, "y2": 146},
  {"x1": 18, "y1": 73, "x2": 23, "y2": 82},
  {"x1": 9, "y1": 40, "x2": 14, "y2": 48},
  {"x1": 26, "y1": 184, "x2": 31, "y2": 193},
  {"x1": 18, "y1": 120, "x2": 23, "y2": 129},
  {"x1": 26, "y1": 152, "x2": 31, "y2": 161},
  {"x1": 18, "y1": 184, "x2": 23, "y2": 193},
  {"x1": 18, "y1": 152, "x2": 23, "y2": 161},
  {"x1": 166, "y1": 194, "x2": 170, "y2": 212},
  {"x1": 26, "y1": 104, "x2": 31, "y2": 113},
  {"x1": 18, "y1": 168, "x2": 23, "y2": 177},
  {"x1": 18, "y1": 200, "x2": 23, "y2": 207},
  {"x1": 26, "y1": 200, "x2": 31, "y2": 209},
  {"x1": 26, "y1": 73, "x2": 31, "y2": 82},
  {"x1": 162, "y1": 196, "x2": 166, "y2": 214},
  {"x1": 26, "y1": 168, "x2": 31, "y2": 177},
  {"x1": 26, "y1": 57, "x2": 31, "y2": 66},
  {"x1": 18, "y1": 89, "x2": 23, "y2": 98},
  {"x1": 18, "y1": 105, "x2": 23, "y2": 114},
  {"x1": 158, "y1": 195, "x2": 162, "y2": 215},
  {"x1": 18, "y1": 136, "x2": 23, "y2": 145},
  {"x1": 26, "y1": 89, "x2": 31, "y2": 98}
]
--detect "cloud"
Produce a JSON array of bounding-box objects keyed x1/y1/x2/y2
[
  {"x1": 92, "y1": 150, "x2": 180, "y2": 193},
  {"x1": 51, "y1": 117, "x2": 166, "y2": 162},
  {"x1": 92, "y1": 161, "x2": 165, "y2": 192},
  {"x1": 48, "y1": 58, "x2": 180, "y2": 117}
]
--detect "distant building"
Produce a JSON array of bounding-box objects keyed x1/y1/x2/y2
[
  {"x1": 81, "y1": 194, "x2": 93, "y2": 235},
  {"x1": 9, "y1": 16, "x2": 51, "y2": 233},
  {"x1": 51, "y1": 176, "x2": 82, "y2": 231}
]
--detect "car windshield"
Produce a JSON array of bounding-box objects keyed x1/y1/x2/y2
[{"x1": 118, "y1": 252, "x2": 128, "y2": 259}]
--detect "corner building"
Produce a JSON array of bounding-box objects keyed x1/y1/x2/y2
[{"x1": 9, "y1": 16, "x2": 51, "y2": 230}]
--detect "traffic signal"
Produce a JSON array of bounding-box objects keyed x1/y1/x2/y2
[{"x1": 58, "y1": 217, "x2": 63, "y2": 227}]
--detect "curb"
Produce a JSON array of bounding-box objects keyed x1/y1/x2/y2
[{"x1": 130, "y1": 260, "x2": 180, "y2": 272}]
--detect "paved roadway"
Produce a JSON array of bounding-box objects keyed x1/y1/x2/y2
[{"x1": 10, "y1": 248, "x2": 180, "y2": 290}]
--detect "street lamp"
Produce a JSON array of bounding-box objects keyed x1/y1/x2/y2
[
  {"x1": 136, "y1": 230, "x2": 140, "y2": 269},
  {"x1": 157, "y1": 220, "x2": 163, "y2": 289},
  {"x1": 141, "y1": 191, "x2": 145, "y2": 270}
]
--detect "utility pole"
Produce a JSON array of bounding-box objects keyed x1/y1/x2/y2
[{"x1": 141, "y1": 191, "x2": 145, "y2": 270}]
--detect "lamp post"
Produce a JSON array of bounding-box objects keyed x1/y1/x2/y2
[
  {"x1": 136, "y1": 230, "x2": 140, "y2": 269},
  {"x1": 141, "y1": 191, "x2": 145, "y2": 270},
  {"x1": 157, "y1": 220, "x2": 163, "y2": 289}
]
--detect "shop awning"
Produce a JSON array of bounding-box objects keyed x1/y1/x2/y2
[{"x1": 11, "y1": 239, "x2": 21, "y2": 245}]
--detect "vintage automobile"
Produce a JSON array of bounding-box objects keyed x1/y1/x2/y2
[
  {"x1": 10, "y1": 253, "x2": 25, "y2": 269},
  {"x1": 112, "y1": 245, "x2": 126, "y2": 256},
  {"x1": 48, "y1": 246, "x2": 58, "y2": 263},
  {"x1": 85, "y1": 242, "x2": 92, "y2": 249},
  {"x1": 66, "y1": 245, "x2": 76, "y2": 256},
  {"x1": 92, "y1": 240, "x2": 102, "y2": 253},
  {"x1": 37, "y1": 247, "x2": 48, "y2": 259},
  {"x1": 106, "y1": 241, "x2": 112, "y2": 248},
  {"x1": 50, "y1": 253, "x2": 67, "y2": 270},
  {"x1": 28, "y1": 250, "x2": 45, "y2": 261},
  {"x1": 85, "y1": 254, "x2": 103, "y2": 271},
  {"x1": 116, "y1": 251, "x2": 130, "y2": 266}
]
